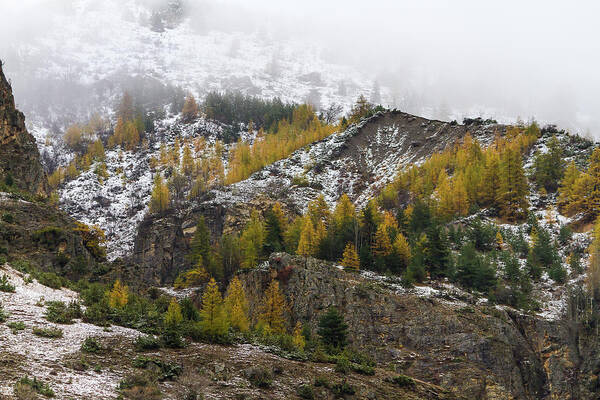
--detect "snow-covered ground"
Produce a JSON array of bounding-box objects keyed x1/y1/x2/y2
[
  {"x1": 58, "y1": 116, "x2": 229, "y2": 260},
  {"x1": 0, "y1": 264, "x2": 142, "y2": 399}
]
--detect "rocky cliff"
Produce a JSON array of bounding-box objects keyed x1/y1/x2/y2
[
  {"x1": 0, "y1": 62, "x2": 102, "y2": 279},
  {"x1": 0, "y1": 61, "x2": 47, "y2": 196},
  {"x1": 236, "y1": 253, "x2": 594, "y2": 400}
]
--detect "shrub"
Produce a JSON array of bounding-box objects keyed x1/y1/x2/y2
[
  {"x1": 119, "y1": 371, "x2": 161, "y2": 400},
  {"x1": 81, "y1": 336, "x2": 103, "y2": 353},
  {"x1": 15, "y1": 376, "x2": 55, "y2": 397},
  {"x1": 390, "y1": 374, "x2": 415, "y2": 387},
  {"x1": 0, "y1": 304, "x2": 7, "y2": 322},
  {"x1": 73, "y1": 222, "x2": 107, "y2": 260},
  {"x1": 36, "y1": 272, "x2": 63, "y2": 289},
  {"x1": 351, "y1": 362, "x2": 375, "y2": 375},
  {"x1": 173, "y1": 267, "x2": 209, "y2": 289},
  {"x1": 13, "y1": 381, "x2": 38, "y2": 399},
  {"x1": 297, "y1": 384, "x2": 315, "y2": 399},
  {"x1": 44, "y1": 301, "x2": 82, "y2": 324},
  {"x1": 1, "y1": 212, "x2": 14, "y2": 223},
  {"x1": 291, "y1": 175, "x2": 310, "y2": 187},
  {"x1": 314, "y1": 376, "x2": 329, "y2": 388},
  {"x1": 335, "y1": 355, "x2": 351, "y2": 374},
  {"x1": 245, "y1": 366, "x2": 273, "y2": 388},
  {"x1": 160, "y1": 329, "x2": 185, "y2": 349},
  {"x1": 132, "y1": 356, "x2": 182, "y2": 381},
  {"x1": 82, "y1": 302, "x2": 110, "y2": 326},
  {"x1": 31, "y1": 226, "x2": 64, "y2": 248},
  {"x1": 331, "y1": 380, "x2": 355, "y2": 396},
  {"x1": 7, "y1": 321, "x2": 25, "y2": 334},
  {"x1": 135, "y1": 335, "x2": 161, "y2": 351},
  {"x1": 0, "y1": 274, "x2": 15, "y2": 292},
  {"x1": 33, "y1": 326, "x2": 63, "y2": 338}
]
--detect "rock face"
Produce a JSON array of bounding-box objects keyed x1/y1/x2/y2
[
  {"x1": 132, "y1": 112, "x2": 506, "y2": 284},
  {"x1": 132, "y1": 210, "x2": 189, "y2": 284},
  {"x1": 0, "y1": 61, "x2": 47, "y2": 195},
  {"x1": 0, "y1": 64, "x2": 99, "y2": 278},
  {"x1": 236, "y1": 253, "x2": 592, "y2": 400}
]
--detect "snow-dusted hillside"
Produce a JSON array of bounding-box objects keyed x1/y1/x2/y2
[
  {"x1": 0, "y1": 264, "x2": 141, "y2": 399},
  {"x1": 4, "y1": 0, "x2": 387, "y2": 152},
  {"x1": 59, "y1": 115, "x2": 230, "y2": 260}
]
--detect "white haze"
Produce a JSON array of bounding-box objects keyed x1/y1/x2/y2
[{"x1": 1, "y1": 0, "x2": 600, "y2": 135}]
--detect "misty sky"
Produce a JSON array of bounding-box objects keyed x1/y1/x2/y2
[{"x1": 2, "y1": 0, "x2": 600, "y2": 135}]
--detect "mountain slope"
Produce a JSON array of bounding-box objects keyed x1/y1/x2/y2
[{"x1": 132, "y1": 112, "x2": 506, "y2": 284}]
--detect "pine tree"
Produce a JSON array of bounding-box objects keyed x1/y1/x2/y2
[
  {"x1": 258, "y1": 279, "x2": 287, "y2": 335},
  {"x1": 150, "y1": 174, "x2": 170, "y2": 213},
  {"x1": 188, "y1": 216, "x2": 211, "y2": 268},
  {"x1": 200, "y1": 278, "x2": 229, "y2": 338},
  {"x1": 292, "y1": 321, "x2": 306, "y2": 351},
  {"x1": 481, "y1": 149, "x2": 500, "y2": 206},
  {"x1": 317, "y1": 307, "x2": 348, "y2": 351},
  {"x1": 532, "y1": 136, "x2": 565, "y2": 192},
  {"x1": 456, "y1": 243, "x2": 496, "y2": 292},
  {"x1": 340, "y1": 242, "x2": 360, "y2": 271},
  {"x1": 587, "y1": 148, "x2": 600, "y2": 217},
  {"x1": 224, "y1": 276, "x2": 249, "y2": 332},
  {"x1": 498, "y1": 144, "x2": 528, "y2": 221},
  {"x1": 240, "y1": 211, "x2": 266, "y2": 269},
  {"x1": 264, "y1": 203, "x2": 285, "y2": 254},
  {"x1": 108, "y1": 280, "x2": 129, "y2": 309}
]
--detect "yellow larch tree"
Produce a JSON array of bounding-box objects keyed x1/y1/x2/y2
[
  {"x1": 182, "y1": 144, "x2": 195, "y2": 176},
  {"x1": 258, "y1": 279, "x2": 287, "y2": 335},
  {"x1": 393, "y1": 232, "x2": 411, "y2": 267},
  {"x1": 292, "y1": 321, "x2": 306, "y2": 351},
  {"x1": 150, "y1": 174, "x2": 170, "y2": 213},
  {"x1": 108, "y1": 280, "x2": 129, "y2": 309},
  {"x1": 297, "y1": 216, "x2": 317, "y2": 257},
  {"x1": 340, "y1": 242, "x2": 360, "y2": 271},
  {"x1": 164, "y1": 298, "x2": 183, "y2": 328},
  {"x1": 372, "y1": 224, "x2": 392, "y2": 258},
  {"x1": 224, "y1": 276, "x2": 249, "y2": 332},
  {"x1": 200, "y1": 278, "x2": 229, "y2": 337},
  {"x1": 182, "y1": 94, "x2": 199, "y2": 122}
]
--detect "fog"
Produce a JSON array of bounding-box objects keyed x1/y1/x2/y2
[{"x1": 2, "y1": 0, "x2": 600, "y2": 135}]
